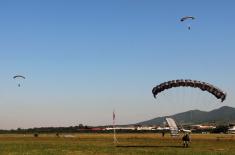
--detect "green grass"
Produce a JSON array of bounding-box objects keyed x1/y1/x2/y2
[{"x1": 0, "y1": 133, "x2": 234, "y2": 155}]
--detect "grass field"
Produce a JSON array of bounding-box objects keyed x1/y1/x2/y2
[{"x1": 0, "y1": 133, "x2": 235, "y2": 155}]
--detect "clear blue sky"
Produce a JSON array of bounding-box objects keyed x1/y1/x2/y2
[{"x1": 0, "y1": 0, "x2": 234, "y2": 129}]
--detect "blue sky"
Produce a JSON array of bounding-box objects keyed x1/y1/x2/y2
[{"x1": 0, "y1": 0, "x2": 234, "y2": 129}]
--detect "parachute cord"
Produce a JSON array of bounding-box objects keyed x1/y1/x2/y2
[
  {"x1": 181, "y1": 87, "x2": 184, "y2": 108},
  {"x1": 177, "y1": 88, "x2": 181, "y2": 108},
  {"x1": 189, "y1": 88, "x2": 194, "y2": 121},
  {"x1": 182, "y1": 87, "x2": 186, "y2": 111},
  {"x1": 193, "y1": 89, "x2": 201, "y2": 120},
  {"x1": 197, "y1": 90, "x2": 203, "y2": 109},
  {"x1": 178, "y1": 88, "x2": 183, "y2": 107},
  {"x1": 167, "y1": 89, "x2": 174, "y2": 106},
  {"x1": 194, "y1": 90, "x2": 200, "y2": 109}
]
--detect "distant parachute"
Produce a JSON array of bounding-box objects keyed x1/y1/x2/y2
[
  {"x1": 180, "y1": 16, "x2": 195, "y2": 22},
  {"x1": 13, "y1": 75, "x2": 26, "y2": 79},
  {"x1": 180, "y1": 16, "x2": 195, "y2": 30},
  {"x1": 13, "y1": 75, "x2": 26, "y2": 87},
  {"x1": 152, "y1": 79, "x2": 226, "y2": 102}
]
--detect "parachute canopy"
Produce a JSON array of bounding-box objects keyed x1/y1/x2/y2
[
  {"x1": 166, "y1": 118, "x2": 178, "y2": 131},
  {"x1": 166, "y1": 118, "x2": 179, "y2": 136},
  {"x1": 152, "y1": 79, "x2": 226, "y2": 102},
  {"x1": 13, "y1": 75, "x2": 26, "y2": 79},
  {"x1": 180, "y1": 16, "x2": 195, "y2": 22}
]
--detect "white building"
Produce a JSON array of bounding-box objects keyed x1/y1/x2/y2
[
  {"x1": 137, "y1": 126, "x2": 155, "y2": 131},
  {"x1": 228, "y1": 126, "x2": 235, "y2": 134},
  {"x1": 105, "y1": 126, "x2": 135, "y2": 130}
]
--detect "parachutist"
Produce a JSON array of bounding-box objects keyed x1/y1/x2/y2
[
  {"x1": 180, "y1": 16, "x2": 195, "y2": 30},
  {"x1": 182, "y1": 133, "x2": 190, "y2": 147},
  {"x1": 13, "y1": 75, "x2": 25, "y2": 87}
]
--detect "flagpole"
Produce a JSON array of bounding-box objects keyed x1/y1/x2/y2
[{"x1": 113, "y1": 109, "x2": 118, "y2": 144}]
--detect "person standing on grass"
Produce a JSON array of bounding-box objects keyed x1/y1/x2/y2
[{"x1": 182, "y1": 133, "x2": 190, "y2": 147}]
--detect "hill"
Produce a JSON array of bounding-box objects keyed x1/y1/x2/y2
[{"x1": 137, "y1": 106, "x2": 235, "y2": 125}]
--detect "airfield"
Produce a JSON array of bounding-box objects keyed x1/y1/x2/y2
[{"x1": 0, "y1": 133, "x2": 235, "y2": 155}]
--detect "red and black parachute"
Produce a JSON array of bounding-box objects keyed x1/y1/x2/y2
[{"x1": 152, "y1": 79, "x2": 226, "y2": 102}]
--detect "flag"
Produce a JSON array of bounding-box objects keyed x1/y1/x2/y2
[{"x1": 113, "y1": 111, "x2": 115, "y2": 121}]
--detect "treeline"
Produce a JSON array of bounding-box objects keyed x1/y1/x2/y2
[
  {"x1": 0, "y1": 124, "x2": 92, "y2": 134},
  {"x1": 0, "y1": 125, "x2": 230, "y2": 134},
  {"x1": 0, "y1": 127, "x2": 160, "y2": 134}
]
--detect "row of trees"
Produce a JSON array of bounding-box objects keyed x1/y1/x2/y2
[
  {"x1": 0, "y1": 124, "x2": 231, "y2": 134},
  {"x1": 0, "y1": 124, "x2": 91, "y2": 134}
]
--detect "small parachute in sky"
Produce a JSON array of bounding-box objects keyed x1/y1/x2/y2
[
  {"x1": 13, "y1": 75, "x2": 26, "y2": 87},
  {"x1": 180, "y1": 16, "x2": 195, "y2": 30}
]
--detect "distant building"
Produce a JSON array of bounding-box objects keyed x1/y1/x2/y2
[
  {"x1": 191, "y1": 125, "x2": 216, "y2": 130},
  {"x1": 228, "y1": 126, "x2": 235, "y2": 134},
  {"x1": 105, "y1": 125, "x2": 159, "y2": 131},
  {"x1": 136, "y1": 126, "x2": 155, "y2": 131},
  {"x1": 91, "y1": 127, "x2": 103, "y2": 131},
  {"x1": 156, "y1": 126, "x2": 170, "y2": 130},
  {"x1": 105, "y1": 126, "x2": 136, "y2": 130}
]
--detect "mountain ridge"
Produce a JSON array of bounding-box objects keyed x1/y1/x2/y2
[{"x1": 136, "y1": 106, "x2": 235, "y2": 125}]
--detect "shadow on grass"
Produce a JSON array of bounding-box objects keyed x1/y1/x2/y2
[{"x1": 116, "y1": 145, "x2": 184, "y2": 148}]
